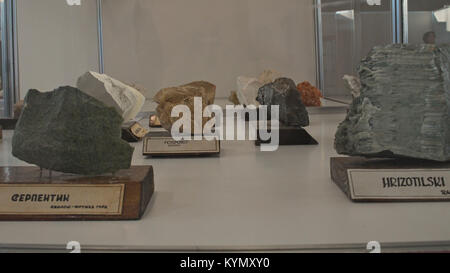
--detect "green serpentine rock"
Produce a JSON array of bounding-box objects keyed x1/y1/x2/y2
[
  {"x1": 12, "y1": 86, "x2": 134, "y2": 175},
  {"x1": 335, "y1": 44, "x2": 450, "y2": 162}
]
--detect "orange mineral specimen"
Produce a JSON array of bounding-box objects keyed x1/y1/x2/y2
[{"x1": 297, "y1": 81, "x2": 323, "y2": 107}]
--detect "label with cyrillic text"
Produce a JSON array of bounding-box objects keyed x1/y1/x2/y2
[
  {"x1": 347, "y1": 169, "x2": 450, "y2": 200},
  {"x1": 0, "y1": 184, "x2": 124, "y2": 215}
]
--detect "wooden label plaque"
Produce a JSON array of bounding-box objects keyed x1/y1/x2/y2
[
  {"x1": 0, "y1": 166, "x2": 154, "y2": 221},
  {"x1": 331, "y1": 157, "x2": 450, "y2": 202},
  {"x1": 143, "y1": 131, "x2": 220, "y2": 157}
]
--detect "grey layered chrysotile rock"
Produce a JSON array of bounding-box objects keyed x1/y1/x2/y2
[
  {"x1": 257, "y1": 78, "x2": 309, "y2": 127},
  {"x1": 12, "y1": 86, "x2": 134, "y2": 175},
  {"x1": 335, "y1": 44, "x2": 450, "y2": 162}
]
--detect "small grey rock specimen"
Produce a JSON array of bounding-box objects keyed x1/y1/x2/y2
[
  {"x1": 257, "y1": 78, "x2": 310, "y2": 127},
  {"x1": 335, "y1": 44, "x2": 450, "y2": 162},
  {"x1": 12, "y1": 86, "x2": 134, "y2": 175}
]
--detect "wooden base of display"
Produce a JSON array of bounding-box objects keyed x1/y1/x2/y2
[
  {"x1": 0, "y1": 166, "x2": 154, "y2": 221},
  {"x1": 331, "y1": 157, "x2": 450, "y2": 202}
]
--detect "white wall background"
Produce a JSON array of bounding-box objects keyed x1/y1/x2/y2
[
  {"x1": 17, "y1": 0, "x2": 99, "y2": 99},
  {"x1": 102, "y1": 0, "x2": 317, "y2": 99}
]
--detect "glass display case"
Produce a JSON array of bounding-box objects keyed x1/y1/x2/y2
[
  {"x1": 15, "y1": 0, "x2": 101, "y2": 99},
  {"x1": 0, "y1": 1, "x2": 6, "y2": 116},
  {"x1": 4, "y1": 1, "x2": 450, "y2": 111},
  {"x1": 0, "y1": 0, "x2": 18, "y2": 118},
  {"x1": 316, "y1": 0, "x2": 395, "y2": 103},
  {"x1": 0, "y1": 0, "x2": 101, "y2": 118}
]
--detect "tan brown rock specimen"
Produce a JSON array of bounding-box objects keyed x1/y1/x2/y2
[{"x1": 154, "y1": 81, "x2": 216, "y2": 132}]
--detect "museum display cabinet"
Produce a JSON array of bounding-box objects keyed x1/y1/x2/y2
[
  {"x1": 0, "y1": 0, "x2": 448, "y2": 253},
  {"x1": 0, "y1": 0, "x2": 19, "y2": 118}
]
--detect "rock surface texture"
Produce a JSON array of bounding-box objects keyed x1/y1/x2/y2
[
  {"x1": 12, "y1": 86, "x2": 134, "y2": 175},
  {"x1": 77, "y1": 71, "x2": 145, "y2": 122},
  {"x1": 154, "y1": 81, "x2": 216, "y2": 131},
  {"x1": 335, "y1": 44, "x2": 450, "y2": 162},
  {"x1": 236, "y1": 70, "x2": 280, "y2": 106},
  {"x1": 257, "y1": 78, "x2": 310, "y2": 127}
]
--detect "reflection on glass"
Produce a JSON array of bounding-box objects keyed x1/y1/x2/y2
[{"x1": 16, "y1": 0, "x2": 100, "y2": 101}]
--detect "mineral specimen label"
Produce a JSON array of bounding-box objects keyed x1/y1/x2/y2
[
  {"x1": 130, "y1": 122, "x2": 148, "y2": 138},
  {"x1": 143, "y1": 136, "x2": 220, "y2": 156},
  {"x1": 347, "y1": 169, "x2": 450, "y2": 200},
  {"x1": 0, "y1": 184, "x2": 125, "y2": 215}
]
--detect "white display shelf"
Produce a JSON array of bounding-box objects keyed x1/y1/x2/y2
[{"x1": 0, "y1": 111, "x2": 449, "y2": 253}]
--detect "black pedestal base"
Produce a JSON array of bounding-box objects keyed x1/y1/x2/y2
[{"x1": 255, "y1": 126, "x2": 318, "y2": 146}]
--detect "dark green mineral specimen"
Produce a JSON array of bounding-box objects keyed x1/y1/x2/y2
[
  {"x1": 12, "y1": 86, "x2": 134, "y2": 175},
  {"x1": 257, "y1": 78, "x2": 310, "y2": 127}
]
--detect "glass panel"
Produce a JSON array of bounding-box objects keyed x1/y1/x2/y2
[
  {"x1": 101, "y1": 0, "x2": 319, "y2": 106},
  {"x1": 318, "y1": 0, "x2": 394, "y2": 102},
  {"x1": 16, "y1": 0, "x2": 100, "y2": 100},
  {"x1": 406, "y1": 0, "x2": 450, "y2": 44}
]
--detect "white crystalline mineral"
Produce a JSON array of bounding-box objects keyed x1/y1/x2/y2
[
  {"x1": 335, "y1": 44, "x2": 450, "y2": 162},
  {"x1": 258, "y1": 70, "x2": 281, "y2": 85},
  {"x1": 77, "y1": 71, "x2": 145, "y2": 122},
  {"x1": 236, "y1": 70, "x2": 281, "y2": 106}
]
